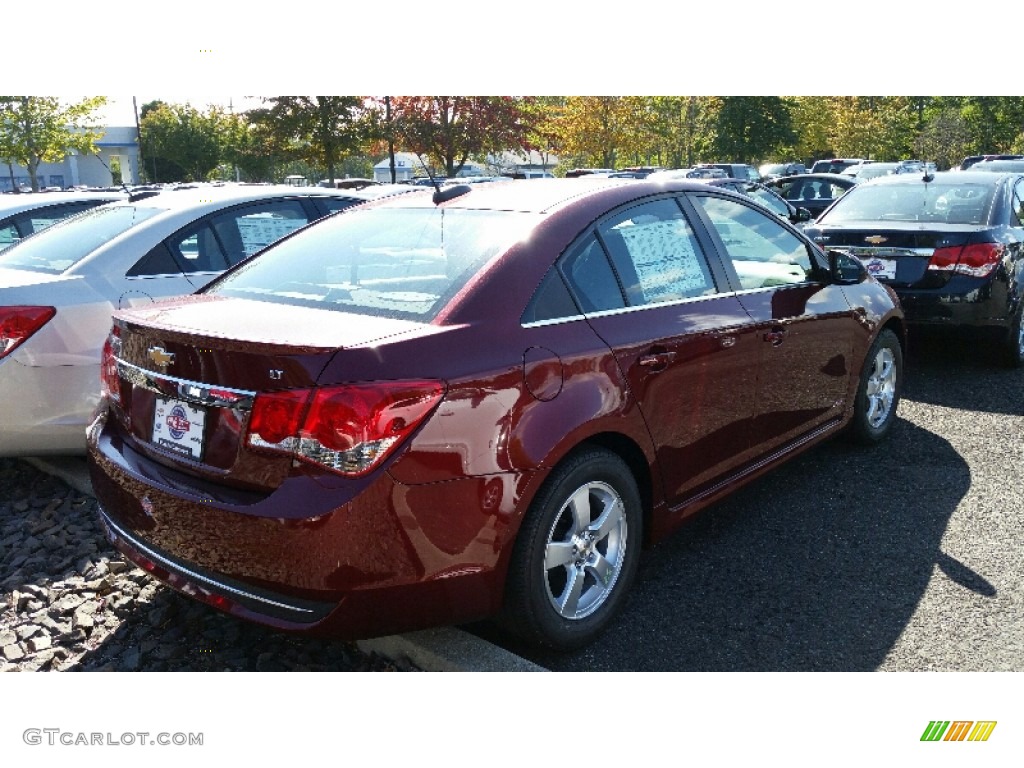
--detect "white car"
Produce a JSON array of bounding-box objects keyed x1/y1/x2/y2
[
  {"x1": 0, "y1": 183, "x2": 413, "y2": 456},
  {"x1": 0, "y1": 190, "x2": 126, "y2": 251}
]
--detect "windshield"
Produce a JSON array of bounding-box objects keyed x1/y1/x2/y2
[
  {"x1": 820, "y1": 182, "x2": 996, "y2": 225},
  {"x1": 0, "y1": 204, "x2": 161, "y2": 274},
  {"x1": 209, "y1": 206, "x2": 543, "y2": 321}
]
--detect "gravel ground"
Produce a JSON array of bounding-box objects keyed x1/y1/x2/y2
[{"x1": 0, "y1": 460, "x2": 416, "y2": 672}]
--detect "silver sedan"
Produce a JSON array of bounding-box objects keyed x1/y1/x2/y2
[{"x1": 0, "y1": 184, "x2": 410, "y2": 456}]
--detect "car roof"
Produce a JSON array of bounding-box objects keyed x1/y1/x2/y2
[
  {"x1": 367, "y1": 176, "x2": 726, "y2": 215},
  {"x1": 861, "y1": 170, "x2": 1011, "y2": 186},
  {"x1": 775, "y1": 172, "x2": 856, "y2": 184},
  {"x1": 115, "y1": 184, "x2": 388, "y2": 214},
  {"x1": 0, "y1": 190, "x2": 125, "y2": 214}
]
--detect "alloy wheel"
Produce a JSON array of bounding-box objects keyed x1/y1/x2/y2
[
  {"x1": 865, "y1": 346, "x2": 897, "y2": 429},
  {"x1": 543, "y1": 481, "x2": 628, "y2": 620}
]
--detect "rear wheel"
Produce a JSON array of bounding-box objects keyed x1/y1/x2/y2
[
  {"x1": 849, "y1": 329, "x2": 902, "y2": 444},
  {"x1": 501, "y1": 448, "x2": 642, "y2": 650}
]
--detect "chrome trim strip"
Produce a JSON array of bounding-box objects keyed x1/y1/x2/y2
[
  {"x1": 100, "y1": 509, "x2": 315, "y2": 616},
  {"x1": 843, "y1": 246, "x2": 933, "y2": 258},
  {"x1": 116, "y1": 359, "x2": 256, "y2": 410}
]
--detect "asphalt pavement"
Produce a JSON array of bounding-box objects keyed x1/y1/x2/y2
[{"x1": 469, "y1": 333, "x2": 1024, "y2": 671}]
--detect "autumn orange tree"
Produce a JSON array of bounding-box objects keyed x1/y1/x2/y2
[{"x1": 390, "y1": 97, "x2": 536, "y2": 177}]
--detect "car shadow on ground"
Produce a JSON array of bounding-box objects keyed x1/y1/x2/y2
[
  {"x1": 901, "y1": 331, "x2": 1024, "y2": 416},
  {"x1": 471, "y1": 415, "x2": 971, "y2": 671}
]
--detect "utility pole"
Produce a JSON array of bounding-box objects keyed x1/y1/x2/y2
[
  {"x1": 133, "y1": 97, "x2": 148, "y2": 185},
  {"x1": 386, "y1": 96, "x2": 396, "y2": 183}
]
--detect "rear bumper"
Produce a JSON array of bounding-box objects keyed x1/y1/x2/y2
[
  {"x1": 87, "y1": 414, "x2": 541, "y2": 638},
  {"x1": 895, "y1": 276, "x2": 1014, "y2": 331},
  {"x1": 0, "y1": 357, "x2": 97, "y2": 456}
]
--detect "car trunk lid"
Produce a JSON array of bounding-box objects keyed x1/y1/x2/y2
[
  {"x1": 808, "y1": 223, "x2": 989, "y2": 288},
  {"x1": 106, "y1": 294, "x2": 430, "y2": 489}
]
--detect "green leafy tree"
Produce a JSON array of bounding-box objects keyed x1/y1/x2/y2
[
  {"x1": 0, "y1": 96, "x2": 107, "y2": 191},
  {"x1": 247, "y1": 97, "x2": 363, "y2": 183},
  {"x1": 713, "y1": 97, "x2": 795, "y2": 164},
  {"x1": 916, "y1": 107, "x2": 973, "y2": 169},
  {"x1": 140, "y1": 102, "x2": 226, "y2": 182},
  {"x1": 647, "y1": 96, "x2": 718, "y2": 168}
]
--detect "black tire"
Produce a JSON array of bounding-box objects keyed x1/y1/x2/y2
[
  {"x1": 849, "y1": 328, "x2": 902, "y2": 445},
  {"x1": 999, "y1": 303, "x2": 1024, "y2": 369},
  {"x1": 501, "y1": 448, "x2": 642, "y2": 650}
]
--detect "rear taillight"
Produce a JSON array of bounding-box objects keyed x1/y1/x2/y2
[
  {"x1": 0, "y1": 306, "x2": 56, "y2": 360},
  {"x1": 247, "y1": 380, "x2": 445, "y2": 476},
  {"x1": 928, "y1": 243, "x2": 1003, "y2": 278},
  {"x1": 100, "y1": 325, "x2": 122, "y2": 403}
]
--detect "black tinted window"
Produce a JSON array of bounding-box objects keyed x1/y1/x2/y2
[{"x1": 560, "y1": 236, "x2": 625, "y2": 313}]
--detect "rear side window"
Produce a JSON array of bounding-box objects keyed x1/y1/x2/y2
[{"x1": 560, "y1": 236, "x2": 626, "y2": 313}]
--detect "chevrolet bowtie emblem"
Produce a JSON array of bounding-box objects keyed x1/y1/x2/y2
[
  {"x1": 148, "y1": 346, "x2": 175, "y2": 368},
  {"x1": 864, "y1": 235, "x2": 888, "y2": 244}
]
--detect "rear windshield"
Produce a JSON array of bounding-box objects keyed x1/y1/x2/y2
[
  {"x1": 208, "y1": 206, "x2": 542, "y2": 320},
  {"x1": 0, "y1": 204, "x2": 161, "y2": 273},
  {"x1": 820, "y1": 182, "x2": 996, "y2": 225}
]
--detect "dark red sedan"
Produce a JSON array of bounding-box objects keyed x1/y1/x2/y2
[{"x1": 87, "y1": 178, "x2": 905, "y2": 650}]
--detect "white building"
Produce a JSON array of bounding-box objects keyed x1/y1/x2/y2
[
  {"x1": 372, "y1": 152, "x2": 490, "y2": 182},
  {"x1": 1, "y1": 126, "x2": 140, "y2": 191}
]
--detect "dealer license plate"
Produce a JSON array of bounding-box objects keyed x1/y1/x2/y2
[
  {"x1": 152, "y1": 397, "x2": 207, "y2": 461},
  {"x1": 859, "y1": 256, "x2": 898, "y2": 281}
]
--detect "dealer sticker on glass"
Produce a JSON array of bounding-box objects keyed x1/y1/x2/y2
[
  {"x1": 861, "y1": 257, "x2": 898, "y2": 281},
  {"x1": 152, "y1": 397, "x2": 206, "y2": 461}
]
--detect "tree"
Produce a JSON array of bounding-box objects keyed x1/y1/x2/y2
[
  {"x1": 646, "y1": 96, "x2": 718, "y2": 168},
  {"x1": 139, "y1": 102, "x2": 226, "y2": 182},
  {"x1": 553, "y1": 97, "x2": 637, "y2": 169},
  {"x1": 247, "y1": 97, "x2": 363, "y2": 183},
  {"x1": 0, "y1": 96, "x2": 106, "y2": 191},
  {"x1": 391, "y1": 97, "x2": 534, "y2": 177},
  {"x1": 713, "y1": 97, "x2": 795, "y2": 164}
]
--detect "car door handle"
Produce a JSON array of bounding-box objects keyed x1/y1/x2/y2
[{"x1": 639, "y1": 351, "x2": 676, "y2": 369}]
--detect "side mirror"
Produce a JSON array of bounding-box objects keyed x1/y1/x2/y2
[
  {"x1": 793, "y1": 207, "x2": 812, "y2": 223},
  {"x1": 828, "y1": 249, "x2": 866, "y2": 284}
]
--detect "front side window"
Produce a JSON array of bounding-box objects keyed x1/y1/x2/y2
[
  {"x1": 597, "y1": 198, "x2": 716, "y2": 305},
  {"x1": 695, "y1": 195, "x2": 814, "y2": 290}
]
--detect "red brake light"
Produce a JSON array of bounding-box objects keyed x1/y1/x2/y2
[
  {"x1": 0, "y1": 306, "x2": 56, "y2": 360},
  {"x1": 100, "y1": 325, "x2": 122, "y2": 403},
  {"x1": 247, "y1": 380, "x2": 444, "y2": 476},
  {"x1": 247, "y1": 389, "x2": 310, "y2": 448},
  {"x1": 928, "y1": 243, "x2": 1002, "y2": 278}
]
